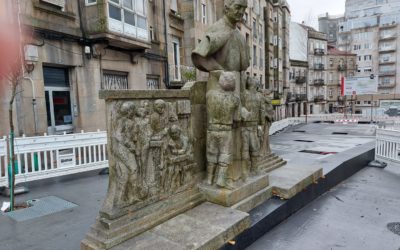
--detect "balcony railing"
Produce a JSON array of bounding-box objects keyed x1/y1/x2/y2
[
  {"x1": 337, "y1": 65, "x2": 347, "y2": 71},
  {"x1": 314, "y1": 63, "x2": 325, "y2": 70},
  {"x1": 314, "y1": 95, "x2": 325, "y2": 102},
  {"x1": 379, "y1": 33, "x2": 397, "y2": 40},
  {"x1": 379, "y1": 59, "x2": 396, "y2": 64},
  {"x1": 295, "y1": 76, "x2": 306, "y2": 84},
  {"x1": 378, "y1": 83, "x2": 396, "y2": 88},
  {"x1": 379, "y1": 70, "x2": 396, "y2": 76},
  {"x1": 327, "y1": 80, "x2": 341, "y2": 86},
  {"x1": 286, "y1": 92, "x2": 296, "y2": 103},
  {"x1": 313, "y1": 79, "x2": 325, "y2": 86},
  {"x1": 314, "y1": 48, "x2": 325, "y2": 55},
  {"x1": 296, "y1": 94, "x2": 307, "y2": 102},
  {"x1": 379, "y1": 46, "x2": 396, "y2": 52}
]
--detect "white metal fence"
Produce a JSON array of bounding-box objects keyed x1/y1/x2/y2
[
  {"x1": 375, "y1": 128, "x2": 400, "y2": 164},
  {"x1": 0, "y1": 131, "x2": 108, "y2": 187},
  {"x1": 269, "y1": 117, "x2": 303, "y2": 135}
]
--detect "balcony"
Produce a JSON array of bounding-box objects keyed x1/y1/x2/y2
[
  {"x1": 313, "y1": 63, "x2": 325, "y2": 70},
  {"x1": 337, "y1": 96, "x2": 345, "y2": 103},
  {"x1": 313, "y1": 79, "x2": 325, "y2": 86},
  {"x1": 314, "y1": 95, "x2": 325, "y2": 102},
  {"x1": 286, "y1": 92, "x2": 296, "y2": 103},
  {"x1": 378, "y1": 83, "x2": 396, "y2": 88},
  {"x1": 379, "y1": 46, "x2": 396, "y2": 53},
  {"x1": 337, "y1": 65, "x2": 347, "y2": 71},
  {"x1": 379, "y1": 58, "x2": 396, "y2": 65},
  {"x1": 85, "y1": 2, "x2": 151, "y2": 50},
  {"x1": 314, "y1": 48, "x2": 325, "y2": 55},
  {"x1": 379, "y1": 33, "x2": 397, "y2": 40},
  {"x1": 327, "y1": 80, "x2": 341, "y2": 86},
  {"x1": 296, "y1": 94, "x2": 307, "y2": 102},
  {"x1": 169, "y1": 65, "x2": 196, "y2": 88},
  {"x1": 379, "y1": 70, "x2": 396, "y2": 76},
  {"x1": 295, "y1": 76, "x2": 307, "y2": 84}
]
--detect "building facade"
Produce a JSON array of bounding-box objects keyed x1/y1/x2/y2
[
  {"x1": 336, "y1": 0, "x2": 400, "y2": 116},
  {"x1": 0, "y1": 0, "x2": 279, "y2": 136},
  {"x1": 318, "y1": 13, "x2": 345, "y2": 46},
  {"x1": 326, "y1": 46, "x2": 357, "y2": 113},
  {"x1": 288, "y1": 22, "x2": 308, "y2": 118}
]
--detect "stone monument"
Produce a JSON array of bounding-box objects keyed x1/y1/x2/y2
[{"x1": 82, "y1": 0, "x2": 292, "y2": 249}]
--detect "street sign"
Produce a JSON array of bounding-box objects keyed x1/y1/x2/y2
[{"x1": 343, "y1": 75, "x2": 378, "y2": 95}]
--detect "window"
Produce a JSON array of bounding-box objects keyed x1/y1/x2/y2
[
  {"x1": 102, "y1": 70, "x2": 129, "y2": 90},
  {"x1": 147, "y1": 75, "x2": 160, "y2": 89},
  {"x1": 86, "y1": 0, "x2": 97, "y2": 5},
  {"x1": 253, "y1": 45, "x2": 257, "y2": 67},
  {"x1": 172, "y1": 37, "x2": 181, "y2": 80},
  {"x1": 329, "y1": 88, "x2": 333, "y2": 97},
  {"x1": 107, "y1": 0, "x2": 148, "y2": 40},
  {"x1": 259, "y1": 48, "x2": 263, "y2": 69},
  {"x1": 253, "y1": 19, "x2": 257, "y2": 38},
  {"x1": 201, "y1": 4, "x2": 207, "y2": 24}
]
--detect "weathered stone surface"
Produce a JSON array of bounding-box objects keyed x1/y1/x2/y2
[
  {"x1": 269, "y1": 164, "x2": 323, "y2": 199},
  {"x1": 199, "y1": 173, "x2": 269, "y2": 207},
  {"x1": 98, "y1": 202, "x2": 250, "y2": 250}
]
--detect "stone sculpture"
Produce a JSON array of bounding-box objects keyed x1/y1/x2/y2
[
  {"x1": 260, "y1": 90, "x2": 274, "y2": 157},
  {"x1": 206, "y1": 72, "x2": 240, "y2": 189},
  {"x1": 241, "y1": 77, "x2": 263, "y2": 177}
]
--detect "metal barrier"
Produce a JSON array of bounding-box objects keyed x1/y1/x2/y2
[
  {"x1": 376, "y1": 128, "x2": 400, "y2": 164},
  {"x1": 0, "y1": 131, "x2": 108, "y2": 187}
]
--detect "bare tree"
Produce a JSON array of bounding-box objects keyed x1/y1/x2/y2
[{"x1": 0, "y1": 2, "x2": 24, "y2": 211}]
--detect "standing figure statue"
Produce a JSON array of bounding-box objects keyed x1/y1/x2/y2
[
  {"x1": 192, "y1": 0, "x2": 249, "y2": 91},
  {"x1": 241, "y1": 77, "x2": 263, "y2": 178},
  {"x1": 260, "y1": 90, "x2": 274, "y2": 156},
  {"x1": 206, "y1": 72, "x2": 240, "y2": 189}
]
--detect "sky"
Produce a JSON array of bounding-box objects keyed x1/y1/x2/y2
[{"x1": 286, "y1": 0, "x2": 346, "y2": 30}]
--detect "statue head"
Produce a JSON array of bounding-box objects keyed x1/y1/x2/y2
[
  {"x1": 119, "y1": 101, "x2": 135, "y2": 117},
  {"x1": 224, "y1": 0, "x2": 248, "y2": 24},
  {"x1": 154, "y1": 99, "x2": 166, "y2": 114},
  {"x1": 246, "y1": 76, "x2": 259, "y2": 91},
  {"x1": 219, "y1": 72, "x2": 236, "y2": 92},
  {"x1": 136, "y1": 107, "x2": 147, "y2": 118},
  {"x1": 169, "y1": 125, "x2": 181, "y2": 140}
]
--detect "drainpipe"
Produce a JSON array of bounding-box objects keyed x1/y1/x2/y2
[
  {"x1": 162, "y1": 0, "x2": 170, "y2": 88},
  {"x1": 23, "y1": 77, "x2": 38, "y2": 135}
]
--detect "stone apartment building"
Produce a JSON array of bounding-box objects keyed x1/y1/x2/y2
[
  {"x1": 288, "y1": 22, "x2": 308, "y2": 118},
  {"x1": 335, "y1": 0, "x2": 400, "y2": 116},
  {"x1": 0, "y1": 0, "x2": 279, "y2": 136},
  {"x1": 264, "y1": 0, "x2": 290, "y2": 121},
  {"x1": 326, "y1": 46, "x2": 357, "y2": 113},
  {"x1": 304, "y1": 26, "x2": 329, "y2": 114}
]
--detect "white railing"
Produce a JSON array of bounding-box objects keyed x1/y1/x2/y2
[
  {"x1": 0, "y1": 136, "x2": 7, "y2": 184},
  {"x1": 0, "y1": 131, "x2": 108, "y2": 188},
  {"x1": 375, "y1": 128, "x2": 400, "y2": 164},
  {"x1": 270, "y1": 117, "x2": 304, "y2": 135}
]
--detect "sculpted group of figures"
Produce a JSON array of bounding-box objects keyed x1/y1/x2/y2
[
  {"x1": 106, "y1": 99, "x2": 193, "y2": 211},
  {"x1": 192, "y1": 0, "x2": 274, "y2": 189},
  {"x1": 205, "y1": 73, "x2": 273, "y2": 189}
]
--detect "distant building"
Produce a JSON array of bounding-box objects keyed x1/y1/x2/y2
[
  {"x1": 335, "y1": 0, "x2": 400, "y2": 116},
  {"x1": 326, "y1": 46, "x2": 357, "y2": 113},
  {"x1": 288, "y1": 22, "x2": 308, "y2": 117},
  {"x1": 318, "y1": 13, "x2": 345, "y2": 46}
]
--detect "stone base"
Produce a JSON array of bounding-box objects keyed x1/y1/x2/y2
[
  {"x1": 81, "y1": 189, "x2": 205, "y2": 250},
  {"x1": 106, "y1": 202, "x2": 250, "y2": 250},
  {"x1": 198, "y1": 173, "x2": 269, "y2": 207}
]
